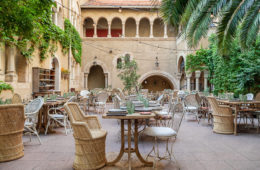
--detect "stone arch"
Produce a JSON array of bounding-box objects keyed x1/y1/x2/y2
[
  {"x1": 125, "y1": 17, "x2": 136, "y2": 37},
  {"x1": 84, "y1": 17, "x2": 94, "y2": 37},
  {"x1": 177, "y1": 56, "x2": 185, "y2": 73},
  {"x1": 97, "y1": 17, "x2": 108, "y2": 37},
  {"x1": 153, "y1": 18, "x2": 164, "y2": 37},
  {"x1": 139, "y1": 70, "x2": 178, "y2": 90},
  {"x1": 111, "y1": 17, "x2": 122, "y2": 37},
  {"x1": 139, "y1": 17, "x2": 150, "y2": 37},
  {"x1": 84, "y1": 60, "x2": 109, "y2": 74}
]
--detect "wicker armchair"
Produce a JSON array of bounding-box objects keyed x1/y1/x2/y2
[
  {"x1": 12, "y1": 93, "x2": 22, "y2": 104},
  {"x1": 207, "y1": 97, "x2": 234, "y2": 134},
  {"x1": 64, "y1": 102, "x2": 107, "y2": 170},
  {"x1": 0, "y1": 104, "x2": 25, "y2": 162}
]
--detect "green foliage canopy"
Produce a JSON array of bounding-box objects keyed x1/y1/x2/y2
[
  {"x1": 186, "y1": 34, "x2": 260, "y2": 95},
  {"x1": 159, "y1": 0, "x2": 260, "y2": 56}
]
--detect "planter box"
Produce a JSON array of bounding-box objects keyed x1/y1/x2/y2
[
  {"x1": 0, "y1": 90, "x2": 13, "y2": 100},
  {"x1": 61, "y1": 73, "x2": 70, "y2": 79}
]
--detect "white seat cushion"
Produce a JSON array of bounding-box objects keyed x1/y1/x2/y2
[
  {"x1": 50, "y1": 114, "x2": 65, "y2": 118},
  {"x1": 156, "y1": 111, "x2": 168, "y2": 115},
  {"x1": 184, "y1": 106, "x2": 197, "y2": 110},
  {"x1": 143, "y1": 127, "x2": 176, "y2": 137},
  {"x1": 95, "y1": 102, "x2": 106, "y2": 105}
]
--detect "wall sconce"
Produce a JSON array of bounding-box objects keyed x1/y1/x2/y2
[
  {"x1": 155, "y1": 57, "x2": 159, "y2": 67},
  {"x1": 118, "y1": 7, "x2": 122, "y2": 13},
  {"x1": 93, "y1": 56, "x2": 97, "y2": 65}
]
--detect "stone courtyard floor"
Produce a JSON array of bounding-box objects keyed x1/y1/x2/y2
[{"x1": 1, "y1": 104, "x2": 260, "y2": 170}]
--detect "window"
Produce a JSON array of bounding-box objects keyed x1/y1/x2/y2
[{"x1": 117, "y1": 58, "x2": 122, "y2": 69}]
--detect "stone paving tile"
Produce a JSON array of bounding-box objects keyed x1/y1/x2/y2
[
  {"x1": 1, "y1": 104, "x2": 260, "y2": 170},
  {"x1": 199, "y1": 160, "x2": 234, "y2": 170}
]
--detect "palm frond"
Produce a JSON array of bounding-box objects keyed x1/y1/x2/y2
[
  {"x1": 217, "y1": 0, "x2": 254, "y2": 56},
  {"x1": 240, "y1": 0, "x2": 260, "y2": 49}
]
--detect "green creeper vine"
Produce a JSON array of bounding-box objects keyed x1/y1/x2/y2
[
  {"x1": 0, "y1": 81, "x2": 13, "y2": 94},
  {"x1": 0, "y1": 1, "x2": 81, "y2": 64}
]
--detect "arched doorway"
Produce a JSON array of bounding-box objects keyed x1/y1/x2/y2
[
  {"x1": 52, "y1": 58, "x2": 60, "y2": 90},
  {"x1": 88, "y1": 65, "x2": 105, "y2": 90},
  {"x1": 141, "y1": 75, "x2": 174, "y2": 93}
]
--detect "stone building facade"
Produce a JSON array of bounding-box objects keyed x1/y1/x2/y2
[
  {"x1": 80, "y1": 0, "x2": 210, "y2": 92},
  {"x1": 0, "y1": 0, "x2": 212, "y2": 99}
]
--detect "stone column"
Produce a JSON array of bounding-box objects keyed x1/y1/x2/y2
[
  {"x1": 164, "y1": 24, "x2": 168, "y2": 38},
  {"x1": 149, "y1": 21, "x2": 153, "y2": 38},
  {"x1": 54, "y1": 12, "x2": 58, "y2": 25},
  {"x1": 108, "y1": 23, "x2": 111, "y2": 38},
  {"x1": 5, "y1": 45, "x2": 16, "y2": 82},
  {"x1": 93, "y1": 23, "x2": 97, "y2": 38},
  {"x1": 186, "y1": 73, "x2": 191, "y2": 91},
  {"x1": 204, "y1": 70, "x2": 209, "y2": 91},
  {"x1": 195, "y1": 70, "x2": 201, "y2": 91},
  {"x1": 176, "y1": 73, "x2": 182, "y2": 90},
  {"x1": 122, "y1": 22, "x2": 125, "y2": 38},
  {"x1": 136, "y1": 20, "x2": 140, "y2": 38},
  {"x1": 84, "y1": 73, "x2": 88, "y2": 89},
  {"x1": 104, "y1": 73, "x2": 108, "y2": 88}
]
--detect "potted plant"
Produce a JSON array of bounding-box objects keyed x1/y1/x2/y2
[
  {"x1": 0, "y1": 81, "x2": 13, "y2": 101},
  {"x1": 61, "y1": 67, "x2": 70, "y2": 79}
]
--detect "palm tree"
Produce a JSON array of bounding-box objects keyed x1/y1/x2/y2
[{"x1": 159, "y1": 0, "x2": 260, "y2": 56}]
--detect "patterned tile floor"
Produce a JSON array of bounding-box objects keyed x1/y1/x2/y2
[{"x1": 1, "y1": 104, "x2": 260, "y2": 170}]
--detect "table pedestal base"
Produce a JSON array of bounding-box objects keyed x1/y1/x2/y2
[{"x1": 107, "y1": 119, "x2": 153, "y2": 169}]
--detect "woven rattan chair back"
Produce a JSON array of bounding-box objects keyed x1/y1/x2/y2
[
  {"x1": 255, "y1": 92, "x2": 260, "y2": 101},
  {"x1": 184, "y1": 94, "x2": 200, "y2": 107},
  {"x1": 96, "y1": 91, "x2": 109, "y2": 103},
  {"x1": 207, "y1": 97, "x2": 231, "y2": 116},
  {"x1": 112, "y1": 95, "x2": 121, "y2": 109},
  {"x1": 25, "y1": 97, "x2": 44, "y2": 114},
  {"x1": 12, "y1": 93, "x2": 22, "y2": 104},
  {"x1": 0, "y1": 104, "x2": 25, "y2": 162}
]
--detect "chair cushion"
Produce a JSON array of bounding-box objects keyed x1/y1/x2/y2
[
  {"x1": 49, "y1": 114, "x2": 65, "y2": 118},
  {"x1": 185, "y1": 106, "x2": 197, "y2": 110},
  {"x1": 143, "y1": 127, "x2": 176, "y2": 137},
  {"x1": 95, "y1": 102, "x2": 106, "y2": 105},
  {"x1": 91, "y1": 129, "x2": 107, "y2": 138},
  {"x1": 156, "y1": 111, "x2": 168, "y2": 115}
]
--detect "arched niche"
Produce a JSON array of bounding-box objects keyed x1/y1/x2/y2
[
  {"x1": 111, "y1": 18, "x2": 122, "y2": 37},
  {"x1": 88, "y1": 65, "x2": 105, "y2": 90},
  {"x1": 84, "y1": 18, "x2": 94, "y2": 37},
  {"x1": 153, "y1": 18, "x2": 164, "y2": 37},
  {"x1": 97, "y1": 17, "x2": 108, "y2": 37},
  {"x1": 139, "y1": 18, "x2": 150, "y2": 37},
  {"x1": 125, "y1": 18, "x2": 136, "y2": 37}
]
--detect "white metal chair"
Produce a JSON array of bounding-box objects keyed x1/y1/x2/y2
[
  {"x1": 143, "y1": 102, "x2": 184, "y2": 167},
  {"x1": 246, "y1": 93, "x2": 254, "y2": 100},
  {"x1": 45, "y1": 96, "x2": 75, "y2": 135},
  {"x1": 94, "y1": 91, "x2": 109, "y2": 113},
  {"x1": 183, "y1": 94, "x2": 200, "y2": 121},
  {"x1": 24, "y1": 97, "x2": 44, "y2": 144},
  {"x1": 112, "y1": 95, "x2": 121, "y2": 109}
]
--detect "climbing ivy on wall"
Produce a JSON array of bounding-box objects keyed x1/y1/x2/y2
[{"x1": 0, "y1": 0, "x2": 81, "y2": 64}]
